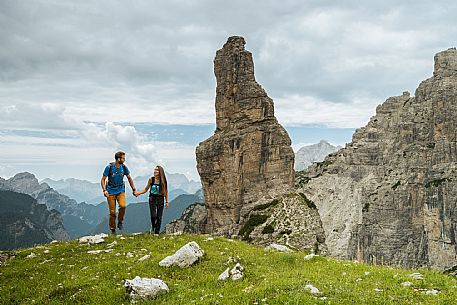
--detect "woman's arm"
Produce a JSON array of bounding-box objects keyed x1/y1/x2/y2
[
  {"x1": 135, "y1": 178, "x2": 152, "y2": 196},
  {"x1": 165, "y1": 189, "x2": 169, "y2": 208}
]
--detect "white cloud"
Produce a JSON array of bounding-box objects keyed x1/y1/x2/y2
[{"x1": 275, "y1": 94, "x2": 378, "y2": 128}]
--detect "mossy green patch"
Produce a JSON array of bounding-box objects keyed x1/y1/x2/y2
[
  {"x1": 425, "y1": 178, "x2": 448, "y2": 188},
  {"x1": 262, "y1": 224, "x2": 275, "y2": 234},
  {"x1": 253, "y1": 199, "x2": 280, "y2": 211},
  {"x1": 298, "y1": 193, "x2": 317, "y2": 209},
  {"x1": 239, "y1": 214, "x2": 269, "y2": 240}
]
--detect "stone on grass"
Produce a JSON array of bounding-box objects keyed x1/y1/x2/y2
[
  {"x1": 26, "y1": 252, "x2": 36, "y2": 259},
  {"x1": 425, "y1": 289, "x2": 439, "y2": 295},
  {"x1": 304, "y1": 253, "x2": 319, "y2": 260},
  {"x1": 265, "y1": 243, "x2": 292, "y2": 252},
  {"x1": 218, "y1": 268, "x2": 230, "y2": 281},
  {"x1": 305, "y1": 284, "x2": 320, "y2": 294},
  {"x1": 219, "y1": 263, "x2": 245, "y2": 281},
  {"x1": 159, "y1": 241, "x2": 204, "y2": 268},
  {"x1": 138, "y1": 255, "x2": 150, "y2": 261},
  {"x1": 230, "y1": 263, "x2": 244, "y2": 280},
  {"x1": 124, "y1": 276, "x2": 169, "y2": 301},
  {"x1": 409, "y1": 273, "x2": 424, "y2": 280},
  {"x1": 87, "y1": 249, "x2": 114, "y2": 255},
  {"x1": 79, "y1": 233, "x2": 108, "y2": 244},
  {"x1": 402, "y1": 281, "x2": 413, "y2": 287}
]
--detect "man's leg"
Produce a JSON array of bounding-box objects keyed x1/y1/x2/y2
[
  {"x1": 117, "y1": 192, "x2": 126, "y2": 229},
  {"x1": 155, "y1": 197, "x2": 165, "y2": 234},
  {"x1": 107, "y1": 194, "x2": 117, "y2": 231}
]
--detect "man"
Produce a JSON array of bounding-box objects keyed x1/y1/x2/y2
[{"x1": 100, "y1": 151, "x2": 136, "y2": 234}]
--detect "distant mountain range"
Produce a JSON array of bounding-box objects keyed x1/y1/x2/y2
[
  {"x1": 42, "y1": 172, "x2": 201, "y2": 205},
  {"x1": 294, "y1": 140, "x2": 342, "y2": 171},
  {"x1": 0, "y1": 190, "x2": 69, "y2": 250},
  {"x1": 0, "y1": 173, "x2": 106, "y2": 238}
]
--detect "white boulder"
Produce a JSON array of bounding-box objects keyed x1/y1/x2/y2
[
  {"x1": 265, "y1": 243, "x2": 292, "y2": 252},
  {"x1": 230, "y1": 263, "x2": 244, "y2": 281},
  {"x1": 124, "y1": 276, "x2": 169, "y2": 300},
  {"x1": 159, "y1": 241, "x2": 204, "y2": 268},
  {"x1": 305, "y1": 284, "x2": 320, "y2": 294},
  {"x1": 79, "y1": 233, "x2": 108, "y2": 245},
  {"x1": 425, "y1": 289, "x2": 439, "y2": 295},
  {"x1": 219, "y1": 263, "x2": 245, "y2": 281},
  {"x1": 304, "y1": 253, "x2": 319, "y2": 260},
  {"x1": 26, "y1": 252, "x2": 36, "y2": 259},
  {"x1": 409, "y1": 272, "x2": 424, "y2": 280},
  {"x1": 218, "y1": 268, "x2": 230, "y2": 281},
  {"x1": 138, "y1": 255, "x2": 150, "y2": 262}
]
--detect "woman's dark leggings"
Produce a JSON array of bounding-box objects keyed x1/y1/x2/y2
[{"x1": 149, "y1": 195, "x2": 164, "y2": 234}]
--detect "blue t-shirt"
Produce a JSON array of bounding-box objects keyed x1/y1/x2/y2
[{"x1": 103, "y1": 163, "x2": 130, "y2": 195}]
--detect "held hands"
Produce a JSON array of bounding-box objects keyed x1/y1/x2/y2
[{"x1": 133, "y1": 190, "x2": 138, "y2": 197}]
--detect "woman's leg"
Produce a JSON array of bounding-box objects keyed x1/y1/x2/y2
[
  {"x1": 155, "y1": 196, "x2": 165, "y2": 234},
  {"x1": 148, "y1": 196, "x2": 158, "y2": 232}
]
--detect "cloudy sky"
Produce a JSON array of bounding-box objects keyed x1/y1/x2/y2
[{"x1": 0, "y1": 0, "x2": 455, "y2": 182}]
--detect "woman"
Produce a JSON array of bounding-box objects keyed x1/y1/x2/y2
[{"x1": 135, "y1": 165, "x2": 169, "y2": 234}]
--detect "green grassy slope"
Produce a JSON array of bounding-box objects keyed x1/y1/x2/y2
[{"x1": 1, "y1": 234, "x2": 456, "y2": 304}]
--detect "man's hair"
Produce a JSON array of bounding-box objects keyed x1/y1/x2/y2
[{"x1": 114, "y1": 151, "x2": 125, "y2": 160}]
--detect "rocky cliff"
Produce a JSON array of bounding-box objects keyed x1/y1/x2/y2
[
  {"x1": 196, "y1": 36, "x2": 295, "y2": 235},
  {"x1": 166, "y1": 203, "x2": 208, "y2": 235},
  {"x1": 0, "y1": 190, "x2": 69, "y2": 249},
  {"x1": 298, "y1": 48, "x2": 457, "y2": 269}
]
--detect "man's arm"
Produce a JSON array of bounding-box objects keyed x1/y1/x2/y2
[
  {"x1": 101, "y1": 176, "x2": 108, "y2": 197},
  {"x1": 127, "y1": 174, "x2": 136, "y2": 193}
]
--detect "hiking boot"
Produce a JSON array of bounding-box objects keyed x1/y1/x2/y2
[
  {"x1": 110, "y1": 229, "x2": 116, "y2": 235},
  {"x1": 117, "y1": 222, "x2": 124, "y2": 230}
]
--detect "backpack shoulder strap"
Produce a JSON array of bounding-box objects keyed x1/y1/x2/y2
[{"x1": 108, "y1": 162, "x2": 114, "y2": 179}]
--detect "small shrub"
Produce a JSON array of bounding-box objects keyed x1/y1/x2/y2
[
  {"x1": 239, "y1": 214, "x2": 269, "y2": 240},
  {"x1": 299, "y1": 193, "x2": 317, "y2": 209},
  {"x1": 425, "y1": 178, "x2": 448, "y2": 188},
  {"x1": 279, "y1": 229, "x2": 292, "y2": 235},
  {"x1": 392, "y1": 180, "x2": 401, "y2": 190},
  {"x1": 262, "y1": 224, "x2": 275, "y2": 234}
]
